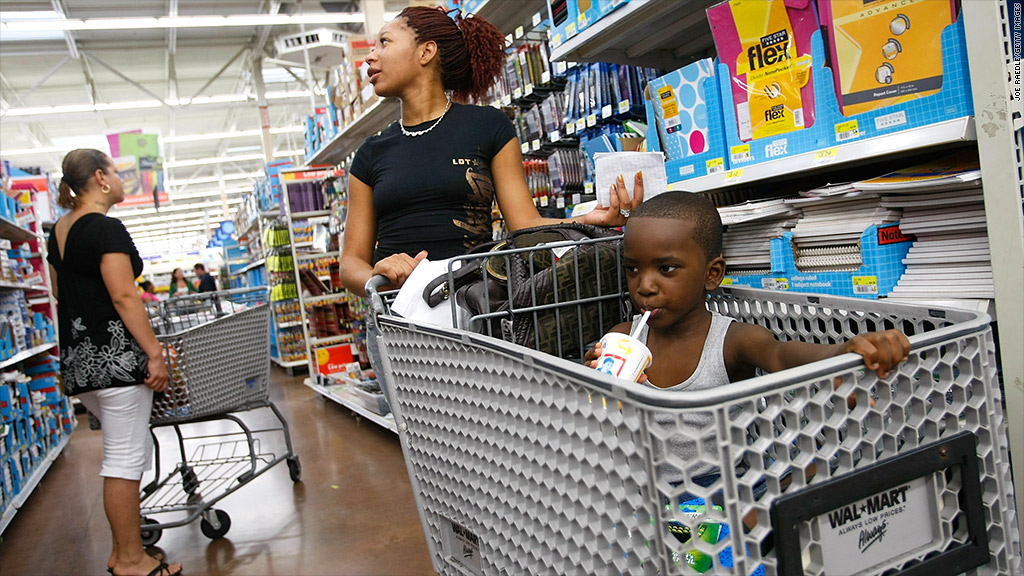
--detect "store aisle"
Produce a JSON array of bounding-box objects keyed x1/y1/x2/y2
[{"x1": 0, "y1": 369, "x2": 435, "y2": 576}]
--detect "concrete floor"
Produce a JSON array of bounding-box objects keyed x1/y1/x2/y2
[{"x1": 0, "y1": 368, "x2": 435, "y2": 576}]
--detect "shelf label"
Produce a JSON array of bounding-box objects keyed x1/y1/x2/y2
[
  {"x1": 539, "y1": 195, "x2": 549, "y2": 207},
  {"x1": 556, "y1": 196, "x2": 565, "y2": 208},
  {"x1": 521, "y1": 142, "x2": 530, "y2": 154},
  {"x1": 852, "y1": 276, "x2": 878, "y2": 295},
  {"x1": 566, "y1": 121, "x2": 576, "y2": 135},
  {"x1": 813, "y1": 147, "x2": 839, "y2": 166},
  {"x1": 576, "y1": 118, "x2": 587, "y2": 132},
  {"x1": 618, "y1": 100, "x2": 630, "y2": 114},
  {"x1": 532, "y1": 12, "x2": 542, "y2": 27},
  {"x1": 555, "y1": 61, "x2": 567, "y2": 74},
  {"x1": 586, "y1": 113, "x2": 597, "y2": 127},
  {"x1": 762, "y1": 277, "x2": 789, "y2": 291},
  {"x1": 572, "y1": 192, "x2": 582, "y2": 204},
  {"x1": 552, "y1": 33, "x2": 562, "y2": 47},
  {"x1": 541, "y1": 70, "x2": 551, "y2": 84},
  {"x1": 835, "y1": 120, "x2": 860, "y2": 142},
  {"x1": 706, "y1": 157, "x2": 725, "y2": 175},
  {"x1": 724, "y1": 168, "x2": 744, "y2": 183},
  {"x1": 531, "y1": 139, "x2": 541, "y2": 151},
  {"x1": 513, "y1": 87, "x2": 523, "y2": 99},
  {"x1": 550, "y1": 130, "x2": 561, "y2": 142},
  {"x1": 730, "y1": 144, "x2": 751, "y2": 164},
  {"x1": 502, "y1": 94, "x2": 512, "y2": 106},
  {"x1": 524, "y1": 83, "x2": 534, "y2": 96},
  {"x1": 566, "y1": 22, "x2": 577, "y2": 38},
  {"x1": 601, "y1": 104, "x2": 613, "y2": 119},
  {"x1": 505, "y1": 33, "x2": 513, "y2": 46},
  {"x1": 584, "y1": 182, "x2": 594, "y2": 195},
  {"x1": 577, "y1": 13, "x2": 588, "y2": 29},
  {"x1": 515, "y1": 26, "x2": 524, "y2": 39}
]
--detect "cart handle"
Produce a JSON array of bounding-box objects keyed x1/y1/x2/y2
[{"x1": 365, "y1": 275, "x2": 391, "y2": 315}]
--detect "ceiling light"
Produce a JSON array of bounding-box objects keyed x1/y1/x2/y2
[
  {"x1": 265, "y1": 90, "x2": 312, "y2": 100},
  {"x1": 0, "y1": 146, "x2": 67, "y2": 157},
  {"x1": 0, "y1": 13, "x2": 364, "y2": 33},
  {"x1": 164, "y1": 171, "x2": 262, "y2": 187},
  {"x1": 168, "y1": 189, "x2": 249, "y2": 201},
  {"x1": 160, "y1": 126, "x2": 302, "y2": 144},
  {"x1": 273, "y1": 149, "x2": 304, "y2": 158},
  {"x1": 164, "y1": 153, "x2": 265, "y2": 169}
]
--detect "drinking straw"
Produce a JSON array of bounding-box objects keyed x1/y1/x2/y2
[{"x1": 630, "y1": 310, "x2": 651, "y2": 339}]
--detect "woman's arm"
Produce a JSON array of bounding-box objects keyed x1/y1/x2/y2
[
  {"x1": 100, "y1": 253, "x2": 170, "y2": 392},
  {"x1": 48, "y1": 264, "x2": 58, "y2": 299},
  {"x1": 491, "y1": 139, "x2": 644, "y2": 232}
]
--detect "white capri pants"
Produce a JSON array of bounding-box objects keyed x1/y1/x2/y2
[{"x1": 77, "y1": 385, "x2": 154, "y2": 480}]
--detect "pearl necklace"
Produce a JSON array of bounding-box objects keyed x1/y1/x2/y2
[{"x1": 400, "y1": 95, "x2": 452, "y2": 137}]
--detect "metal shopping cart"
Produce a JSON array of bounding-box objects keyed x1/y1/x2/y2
[
  {"x1": 364, "y1": 235, "x2": 1021, "y2": 575},
  {"x1": 138, "y1": 287, "x2": 300, "y2": 545}
]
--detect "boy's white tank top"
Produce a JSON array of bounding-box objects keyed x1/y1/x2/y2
[{"x1": 630, "y1": 311, "x2": 735, "y2": 483}]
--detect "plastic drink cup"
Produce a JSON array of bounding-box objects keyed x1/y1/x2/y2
[{"x1": 596, "y1": 332, "x2": 651, "y2": 382}]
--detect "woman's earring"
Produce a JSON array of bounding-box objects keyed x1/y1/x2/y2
[{"x1": 101, "y1": 184, "x2": 111, "y2": 194}]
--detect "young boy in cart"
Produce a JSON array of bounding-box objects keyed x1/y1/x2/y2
[{"x1": 587, "y1": 191, "x2": 911, "y2": 387}]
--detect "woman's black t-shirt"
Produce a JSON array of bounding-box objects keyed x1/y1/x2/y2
[
  {"x1": 47, "y1": 213, "x2": 148, "y2": 395},
  {"x1": 349, "y1": 103, "x2": 518, "y2": 262}
]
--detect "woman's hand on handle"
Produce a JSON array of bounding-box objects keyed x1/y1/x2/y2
[
  {"x1": 371, "y1": 250, "x2": 428, "y2": 291},
  {"x1": 583, "y1": 171, "x2": 645, "y2": 228}
]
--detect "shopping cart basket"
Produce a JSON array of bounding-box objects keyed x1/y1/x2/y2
[
  {"x1": 365, "y1": 236, "x2": 1020, "y2": 576},
  {"x1": 138, "y1": 287, "x2": 300, "y2": 545}
]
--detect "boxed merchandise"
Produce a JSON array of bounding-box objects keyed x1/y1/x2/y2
[
  {"x1": 819, "y1": 0, "x2": 957, "y2": 117},
  {"x1": 708, "y1": 0, "x2": 820, "y2": 143},
  {"x1": 547, "y1": 0, "x2": 581, "y2": 49},
  {"x1": 761, "y1": 224, "x2": 913, "y2": 298},
  {"x1": 644, "y1": 59, "x2": 729, "y2": 181}
]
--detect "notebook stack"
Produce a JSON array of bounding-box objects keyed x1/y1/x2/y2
[
  {"x1": 718, "y1": 199, "x2": 801, "y2": 277},
  {"x1": 785, "y1": 192, "x2": 901, "y2": 272}
]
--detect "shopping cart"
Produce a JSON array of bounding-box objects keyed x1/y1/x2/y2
[
  {"x1": 365, "y1": 236, "x2": 1021, "y2": 576},
  {"x1": 138, "y1": 287, "x2": 300, "y2": 545}
]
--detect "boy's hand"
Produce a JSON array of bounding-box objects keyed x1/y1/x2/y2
[{"x1": 843, "y1": 329, "x2": 911, "y2": 378}]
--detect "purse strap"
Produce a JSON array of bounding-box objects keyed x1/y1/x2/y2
[{"x1": 423, "y1": 261, "x2": 483, "y2": 307}]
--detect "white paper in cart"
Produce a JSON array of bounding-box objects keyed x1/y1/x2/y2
[
  {"x1": 594, "y1": 151, "x2": 668, "y2": 207},
  {"x1": 391, "y1": 258, "x2": 469, "y2": 329}
]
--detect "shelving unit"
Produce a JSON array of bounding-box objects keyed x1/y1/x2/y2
[
  {"x1": 305, "y1": 97, "x2": 401, "y2": 167},
  {"x1": 0, "y1": 418, "x2": 77, "y2": 535},
  {"x1": 302, "y1": 378, "x2": 396, "y2": 433}
]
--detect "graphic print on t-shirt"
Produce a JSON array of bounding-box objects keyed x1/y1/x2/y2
[{"x1": 454, "y1": 158, "x2": 495, "y2": 250}]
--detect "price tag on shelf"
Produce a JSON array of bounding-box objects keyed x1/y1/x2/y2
[
  {"x1": 524, "y1": 83, "x2": 534, "y2": 96},
  {"x1": 586, "y1": 114, "x2": 597, "y2": 127},
  {"x1": 541, "y1": 71, "x2": 551, "y2": 84},
  {"x1": 813, "y1": 147, "x2": 839, "y2": 166},
  {"x1": 577, "y1": 14, "x2": 587, "y2": 29},
  {"x1": 725, "y1": 169, "x2": 744, "y2": 183},
  {"x1": 556, "y1": 196, "x2": 565, "y2": 209},
  {"x1": 566, "y1": 22, "x2": 577, "y2": 38},
  {"x1": 576, "y1": 118, "x2": 587, "y2": 132},
  {"x1": 556, "y1": 61, "x2": 567, "y2": 74},
  {"x1": 584, "y1": 182, "x2": 594, "y2": 196},
  {"x1": 532, "y1": 12, "x2": 542, "y2": 27},
  {"x1": 521, "y1": 142, "x2": 530, "y2": 154},
  {"x1": 706, "y1": 158, "x2": 725, "y2": 175},
  {"x1": 515, "y1": 26, "x2": 524, "y2": 39},
  {"x1": 601, "y1": 104, "x2": 613, "y2": 119},
  {"x1": 566, "y1": 121, "x2": 576, "y2": 135},
  {"x1": 552, "y1": 34, "x2": 562, "y2": 47},
  {"x1": 513, "y1": 87, "x2": 523, "y2": 99},
  {"x1": 505, "y1": 33, "x2": 513, "y2": 46},
  {"x1": 550, "y1": 130, "x2": 561, "y2": 142},
  {"x1": 835, "y1": 120, "x2": 860, "y2": 142},
  {"x1": 572, "y1": 193, "x2": 582, "y2": 204},
  {"x1": 540, "y1": 195, "x2": 549, "y2": 207},
  {"x1": 502, "y1": 94, "x2": 512, "y2": 106},
  {"x1": 532, "y1": 196, "x2": 539, "y2": 206},
  {"x1": 618, "y1": 100, "x2": 630, "y2": 114},
  {"x1": 531, "y1": 139, "x2": 541, "y2": 151}
]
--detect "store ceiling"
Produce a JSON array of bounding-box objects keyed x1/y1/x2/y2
[{"x1": 0, "y1": 0, "x2": 406, "y2": 258}]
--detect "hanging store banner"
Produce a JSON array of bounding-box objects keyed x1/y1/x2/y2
[{"x1": 110, "y1": 132, "x2": 168, "y2": 207}]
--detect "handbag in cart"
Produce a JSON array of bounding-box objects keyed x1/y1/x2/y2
[{"x1": 423, "y1": 222, "x2": 626, "y2": 358}]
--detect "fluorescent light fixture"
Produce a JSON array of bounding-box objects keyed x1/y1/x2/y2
[
  {"x1": 0, "y1": 10, "x2": 63, "y2": 41},
  {"x1": 272, "y1": 149, "x2": 304, "y2": 158},
  {"x1": 265, "y1": 90, "x2": 312, "y2": 100},
  {"x1": 160, "y1": 126, "x2": 302, "y2": 144},
  {"x1": 112, "y1": 198, "x2": 244, "y2": 218},
  {"x1": 1, "y1": 89, "x2": 312, "y2": 118},
  {"x1": 0, "y1": 13, "x2": 364, "y2": 33},
  {"x1": 164, "y1": 153, "x2": 264, "y2": 169},
  {"x1": 226, "y1": 145, "x2": 262, "y2": 154},
  {"x1": 169, "y1": 188, "x2": 249, "y2": 201},
  {"x1": 0, "y1": 146, "x2": 68, "y2": 157},
  {"x1": 164, "y1": 171, "x2": 262, "y2": 187}
]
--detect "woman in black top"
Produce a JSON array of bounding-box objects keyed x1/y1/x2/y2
[
  {"x1": 340, "y1": 6, "x2": 645, "y2": 296},
  {"x1": 47, "y1": 149, "x2": 181, "y2": 576}
]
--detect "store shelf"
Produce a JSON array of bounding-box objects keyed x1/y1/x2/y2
[
  {"x1": 0, "y1": 419, "x2": 77, "y2": 536},
  {"x1": 303, "y1": 378, "x2": 396, "y2": 433},
  {"x1": 306, "y1": 97, "x2": 401, "y2": 167},
  {"x1": 548, "y1": 0, "x2": 718, "y2": 69},
  {"x1": 310, "y1": 334, "x2": 355, "y2": 347},
  {"x1": 0, "y1": 342, "x2": 57, "y2": 370},
  {"x1": 296, "y1": 250, "x2": 340, "y2": 261},
  {"x1": 270, "y1": 355, "x2": 306, "y2": 369},
  {"x1": 277, "y1": 320, "x2": 303, "y2": 329},
  {"x1": 0, "y1": 280, "x2": 48, "y2": 292},
  {"x1": 670, "y1": 117, "x2": 977, "y2": 193},
  {"x1": 303, "y1": 292, "x2": 348, "y2": 305},
  {"x1": 236, "y1": 258, "x2": 266, "y2": 274},
  {"x1": 237, "y1": 217, "x2": 261, "y2": 239},
  {"x1": 293, "y1": 241, "x2": 314, "y2": 248},
  {"x1": 291, "y1": 210, "x2": 331, "y2": 220},
  {"x1": 0, "y1": 217, "x2": 38, "y2": 243},
  {"x1": 471, "y1": 0, "x2": 546, "y2": 35}
]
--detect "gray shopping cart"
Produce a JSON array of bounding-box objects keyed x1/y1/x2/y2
[
  {"x1": 138, "y1": 287, "x2": 300, "y2": 545},
  {"x1": 365, "y1": 235, "x2": 1020, "y2": 575}
]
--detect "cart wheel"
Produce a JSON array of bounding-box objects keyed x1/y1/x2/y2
[
  {"x1": 200, "y1": 509, "x2": 231, "y2": 540},
  {"x1": 140, "y1": 517, "x2": 162, "y2": 546},
  {"x1": 287, "y1": 456, "x2": 301, "y2": 482}
]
